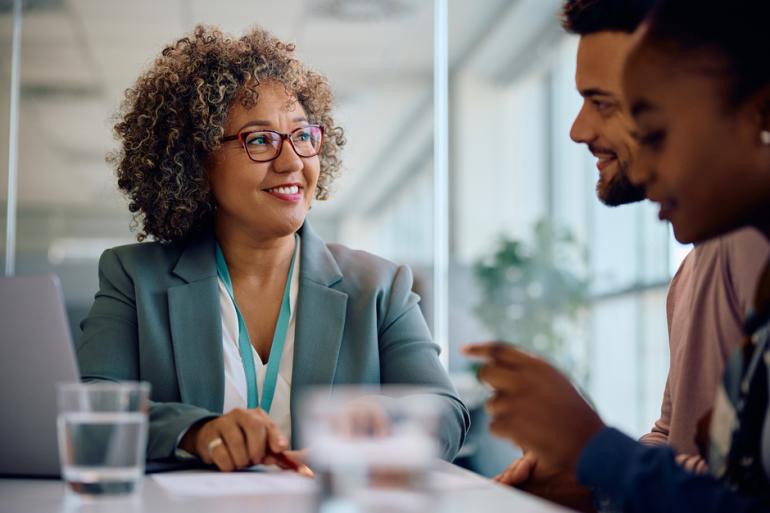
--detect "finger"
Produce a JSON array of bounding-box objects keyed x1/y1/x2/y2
[
  {"x1": 195, "y1": 426, "x2": 216, "y2": 465},
  {"x1": 691, "y1": 456, "x2": 703, "y2": 471},
  {"x1": 208, "y1": 432, "x2": 235, "y2": 472},
  {"x1": 677, "y1": 454, "x2": 706, "y2": 474},
  {"x1": 508, "y1": 454, "x2": 536, "y2": 484},
  {"x1": 501, "y1": 469, "x2": 519, "y2": 486},
  {"x1": 239, "y1": 411, "x2": 268, "y2": 464},
  {"x1": 495, "y1": 459, "x2": 521, "y2": 485},
  {"x1": 462, "y1": 342, "x2": 534, "y2": 367},
  {"x1": 262, "y1": 415, "x2": 289, "y2": 454},
  {"x1": 220, "y1": 421, "x2": 251, "y2": 469},
  {"x1": 478, "y1": 364, "x2": 523, "y2": 392},
  {"x1": 286, "y1": 448, "x2": 309, "y2": 465},
  {"x1": 675, "y1": 453, "x2": 695, "y2": 471},
  {"x1": 485, "y1": 391, "x2": 527, "y2": 416},
  {"x1": 210, "y1": 448, "x2": 234, "y2": 472},
  {"x1": 462, "y1": 342, "x2": 511, "y2": 360},
  {"x1": 502, "y1": 460, "x2": 519, "y2": 485}
]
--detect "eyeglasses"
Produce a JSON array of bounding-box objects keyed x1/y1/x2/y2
[{"x1": 222, "y1": 125, "x2": 324, "y2": 163}]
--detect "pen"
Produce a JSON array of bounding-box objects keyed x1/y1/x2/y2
[{"x1": 268, "y1": 449, "x2": 315, "y2": 478}]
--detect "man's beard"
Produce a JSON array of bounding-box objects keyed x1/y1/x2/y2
[{"x1": 598, "y1": 159, "x2": 646, "y2": 207}]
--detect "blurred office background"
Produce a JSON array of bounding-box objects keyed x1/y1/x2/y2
[{"x1": 0, "y1": 0, "x2": 689, "y2": 476}]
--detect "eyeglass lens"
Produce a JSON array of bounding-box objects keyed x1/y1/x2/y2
[{"x1": 243, "y1": 126, "x2": 322, "y2": 159}]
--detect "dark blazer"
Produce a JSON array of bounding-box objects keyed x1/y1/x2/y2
[{"x1": 78, "y1": 222, "x2": 469, "y2": 461}]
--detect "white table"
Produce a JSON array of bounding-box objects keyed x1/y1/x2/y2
[{"x1": 0, "y1": 462, "x2": 573, "y2": 513}]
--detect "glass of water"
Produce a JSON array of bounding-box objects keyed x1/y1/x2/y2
[
  {"x1": 56, "y1": 382, "x2": 150, "y2": 496},
  {"x1": 300, "y1": 386, "x2": 443, "y2": 513}
]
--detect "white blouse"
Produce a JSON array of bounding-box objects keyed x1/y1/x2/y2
[{"x1": 218, "y1": 240, "x2": 300, "y2": 441}]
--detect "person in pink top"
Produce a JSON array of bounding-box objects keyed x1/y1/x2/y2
[{"x1": 640, "y1": 228, "x2": 769, "y2": 472}]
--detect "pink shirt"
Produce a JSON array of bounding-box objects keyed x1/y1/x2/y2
[{"x1": 640, "y1": 227, "x2": 769, "y2": 457}]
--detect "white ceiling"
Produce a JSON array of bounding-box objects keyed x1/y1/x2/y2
[{"x1": 0, "y1": 0, "x2": 526, "y2": 220}]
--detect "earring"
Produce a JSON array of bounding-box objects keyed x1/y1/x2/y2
[{"x1": 761, "y1": 130, "x2": 770, "y2": 145}]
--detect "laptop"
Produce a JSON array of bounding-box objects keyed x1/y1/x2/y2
[
  {"x1": 0, "y1": 274, "x2": 80, "y2": 477},
  {"x1": 0, "y1": 274, "x2": 211, "y2": 477}
]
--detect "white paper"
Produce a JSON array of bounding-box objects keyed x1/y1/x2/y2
[
  {"x1": 152, "y1": 468, "x2": 483, "y2": 497},
  {"x1": 152, "y1": 470, "x2": 317, "y2": 497}
]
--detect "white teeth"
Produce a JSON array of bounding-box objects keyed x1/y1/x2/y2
[{"x1": 269, "y1": 185, "x2": 299, "y2": 195}]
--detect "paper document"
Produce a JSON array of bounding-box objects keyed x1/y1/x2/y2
[
  {"x1": 152, "y1": 470, "x2": 317, "y2": 497},
  {"x1": 153, "y1": 468, "x2": 484, "y2": 497}
]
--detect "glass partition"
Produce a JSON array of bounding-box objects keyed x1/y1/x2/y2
[{"x1": 0, "y1": 3, "x2": 13, "y2": 274}]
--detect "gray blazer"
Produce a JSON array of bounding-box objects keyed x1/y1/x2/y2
[{"x1": 78, "y1": 222, "x2": 469, "y2": 461}]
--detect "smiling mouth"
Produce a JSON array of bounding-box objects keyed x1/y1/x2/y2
[
  {"x1": 262, "y1": 184, "x2": 304, "y2": 202},
  {"x1": 594, "y1": 154, "x2": 617, "y2": 171},
  {"x1": 264, "y1": 184, "x2": 301, "y2": 195}
]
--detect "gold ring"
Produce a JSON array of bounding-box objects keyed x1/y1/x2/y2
[{"x1": 207, "y1": 437, "x2": 224, "y2": 455}]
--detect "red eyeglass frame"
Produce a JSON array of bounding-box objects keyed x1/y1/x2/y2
[{"x1": 221, "y1": 125, "x2": 324, "y2": 163}]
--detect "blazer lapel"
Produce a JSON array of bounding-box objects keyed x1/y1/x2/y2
[
  {"x1": 291, "y1": 222, "x2": 348, "y2": 443},
  {"x1": 167, "y1": 235, "x2": 224, "y2": 413}
]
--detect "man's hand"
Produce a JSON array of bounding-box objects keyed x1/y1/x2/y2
[
  {"x1": 675, "y1": 453, "x2": 709, "y2": 474},
  {"x1": 494, "y1": 452, "x2": 537, "y2": 486},
  {"x1": 495, "y1": 451, "x2": 596, "y2": 512},
  {"x1": 463, "y1": 342, "x2": 605, "y2": 472}
]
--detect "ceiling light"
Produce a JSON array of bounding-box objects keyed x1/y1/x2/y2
[{"x1": 312, "y1": 0, "x2": 414, "y2": 22}]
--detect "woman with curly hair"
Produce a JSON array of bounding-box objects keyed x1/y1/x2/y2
[{"x1": 78, "y1": 25, "x2": 469, "y2": 473}]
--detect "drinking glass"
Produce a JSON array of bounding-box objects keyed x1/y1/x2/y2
[
  {"x1": 57, "y1": 382, "x2": 150, "y2": 496},
  {"x1": 300, "y1": 386, "x2": 443, "y2": 513}
]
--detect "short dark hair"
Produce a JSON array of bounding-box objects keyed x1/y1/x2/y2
[
  {"x1": 645, "y1": 0, "x2": 770, "y2": 106},
  {"x1": 562, "y1": 0, "x2": 656, "y2": 35}
]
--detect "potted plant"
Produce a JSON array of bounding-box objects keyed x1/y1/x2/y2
[{"x1": 473, "y1": 219, "x2": 590, "y2": 381}]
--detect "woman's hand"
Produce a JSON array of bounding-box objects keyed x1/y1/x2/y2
[{"x1": 180, "y1": 408, "x2": 290, "y2": 472}]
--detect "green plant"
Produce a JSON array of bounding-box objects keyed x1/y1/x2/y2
[{"x1": 473, "y1": 219, "x2": 590, "y2": 377}]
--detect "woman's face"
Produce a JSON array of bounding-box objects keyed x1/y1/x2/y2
[
  {"x1": 622, "y1": 41, "x2": 770, "y2": 244},
  {"x1": 208, "y1": 81, "x2": 321, "y2": 240}
]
